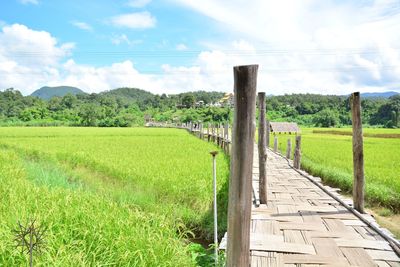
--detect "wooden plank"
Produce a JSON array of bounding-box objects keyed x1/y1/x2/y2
[
  {"x1": 253, "y1": 220, "x2": 280, "y2": 235},
  {"x1": 341, "y1": 247, "x2": 376, "y2": 267},
  {"x1": 354, "y1": 226, "x2": 377, "y2": 240},
  {"x1": 250, "y1": 233, "x2": 285, "y2": 243},
  {"x1": 251, "y1": 214, "x2": 300, "y2": 222},
  {"x1": 313, "y1": 238, "x2": 344, "y2": 257},
  {"x1": 335, "y1": 238, "x2": 392, "y2": 250},
  {"x1": 366, "y1": 249, "x2": 400, "y2": 262},
  {"x1": 278, "y1": 222, "x2": 326, "y2": 231},
  {"x1": 342, "y1": 219, "x2": 367, "y2": 226},
  {"x1": 324, "y1": 218, "x2": 352, "y2": 232},
  {"x1": 319, "y1": 212, "x2": 357, "y2": 220},
  {"x1": 251, "y1": 251, "x2": 283, "y2": 267},
  {"x1": 294, "y1": 205, "x2": 338, "y2": 213},
  {"x1": 309, "y1": 231, "x2": 360, "y2": 239},
  {"x1": 376, "y1": 261, "x2": 391, "y2": 267},
  {"x1": 283, "y1": 230, "x2": 306, "y2": 244},
  {"x1": 250, "y1": 240, "x2": 316, "y2": 254},
  {"x1": 282, "y1": 254, "x2": 350, "y2": 265}
]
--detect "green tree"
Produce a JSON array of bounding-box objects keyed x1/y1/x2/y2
[
  {"x1": 313, "y1": 109, "x2": 340, "y2": 127},
  {"x1": 181, "y1": 94, "x2": 195, "y2": 108},
  {"x1": 78, "y1": 104, "x2": 100, "y2": 126}
]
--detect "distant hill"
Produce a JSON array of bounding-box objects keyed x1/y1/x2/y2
[
  {"x1": 31, "y1": 86, "x2": 86, "y2": 99},
  {"x1": 361, "y1": 91, "x2": 399, "y2": 99},
  {"x1": 101, "y1": 87, "x2": 154, "y2": 100}
]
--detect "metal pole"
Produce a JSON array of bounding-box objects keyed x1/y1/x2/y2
[{"x1": 210, "y1": 151, "x2": 219, "y2": 265}]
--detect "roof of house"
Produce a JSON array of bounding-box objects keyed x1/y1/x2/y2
[
  {"x1": 269, "y1": 122, "x2": 300, "y2": 133},
  {"x1": 220, "y1": 93, "x2": 234, "y2": 103}
]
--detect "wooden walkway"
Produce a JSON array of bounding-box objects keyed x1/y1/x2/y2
[{"x1": 220, "y1": 148, "x2": 400, "y2": 267}]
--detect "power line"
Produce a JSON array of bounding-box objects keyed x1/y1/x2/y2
[
  {"x1": 0, "y1": 65, "x2": 398, "y2": 76},
  {"x1": 6, "y1": 47, "x2": 400, "y2": 58}
]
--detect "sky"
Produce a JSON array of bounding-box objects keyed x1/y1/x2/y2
[{"x1": 0, "y1": 0, "x2": 399, "y2": 95}]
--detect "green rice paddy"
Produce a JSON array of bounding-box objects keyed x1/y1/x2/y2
[{"x1": 0, "y1": 127, "x2": 229, "y2": 266}]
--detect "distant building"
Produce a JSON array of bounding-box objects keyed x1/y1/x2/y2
[
  {"x1": 144, "y1": 114, "x2": 153, "y2": 123},
  {"x1": 195, "y1": 100, "x2": 205, "y2": 107},
  {"x1": 269, "y1": 122, "x2": 300, "y2": 134},
  {"x1": 219, "y1": 93, "x2": 234, "y2": 107},
  {"x1": 207, "y1": 102, "x2": 222, "y2": 107}
]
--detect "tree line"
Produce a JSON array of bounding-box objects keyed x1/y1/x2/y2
[{"x1": 0, "y1": 88, "x2": 398, "y2": 128}]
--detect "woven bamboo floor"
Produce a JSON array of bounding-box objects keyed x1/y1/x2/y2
[{"x1": 220, "y1": 148, "x2": 400, "y2": 267}]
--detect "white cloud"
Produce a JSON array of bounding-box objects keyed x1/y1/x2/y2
[
  {"x1": 0, "y1": 24, "x2": 74, "y2": 67},
  {"x1": 111, "y1": 34, "x2": 142, "y2": 46},
  {"x1": 19, "y1": 0, "x2": 38, "y2": 5},
  {"x1": 71, "y1": 21, "x2": 93, "y2": 31},
  {"x1": 2, "y1": 15, "x2": 400, "y2": 96},
  {"x1": 232, "y1": 40, "x2": 255, "y2": 52},
  {"x1": 127, "y1": 0, "x2": 151, "y2": 8},
  {"x1": 168, "y1": 0, "x2": 400, "y2": 94},
  {"x1": 110, "y1": 12, "x2": 156, "y2": 29},
  {"x1": 176, "y1": 43, "x2": 188, "y2": 51}
]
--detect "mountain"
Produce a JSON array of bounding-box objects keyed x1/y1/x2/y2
[
  {"x1": 361, "y1": 91, "x2": 399, "y2": 99},
  {"x1": 31, "y1": 86, "x2": 86, "y2": 99}
]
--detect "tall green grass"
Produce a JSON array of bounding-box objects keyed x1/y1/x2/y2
[
  {"x1": 0, "y1": 127, "x2": 230, "y2": 265},
  {"x1": 271, "y1": 128, "x2": 400, "y2": 212},
  {"x1": 0, "y1": 150, "x2": 194, "y2": 266}
]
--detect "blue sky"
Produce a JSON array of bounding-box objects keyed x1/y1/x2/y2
[
  {"x1": 1, "y1": 0, "x2": 219, "y2": 68},
  {"x1": 0, "y1": 0, "x2": 399, "y2": 95}
]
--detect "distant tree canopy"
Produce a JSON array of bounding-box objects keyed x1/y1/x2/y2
[{"x1": 0, "y1": 88, "x2": 398, "y2": 128}]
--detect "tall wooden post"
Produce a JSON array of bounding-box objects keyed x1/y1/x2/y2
[
  {"x1": 286, "y1": 139, "x2": 292, "y2": 159},
  {"x1": 351, "y1": 92, "x2": 365, "y2": 213},
  {"x1": 293, "y1": 135, "x2": 301, "y2": 169},
  {"x1": 200, "y1": 123, "x2": 203, "y2": 139},
  {"x1": 266, "y1": 120, "x2": 270, "y2": 148},
  {"x1": 258, "y1": 92, "x2": 267, "y2": 204},
  {"x1": 210, "y1": 151, "x2": 219, "y2": 265},
  {"x1": 273, "y1": 136, "x2": 278, "y2": 153},
  {"x1": 227, "y1": 64, "x2": 258, "y2": 267}
]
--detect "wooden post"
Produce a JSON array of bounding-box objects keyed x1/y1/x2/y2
[
  {"x1": 258, "y1": 92, "x2": 267, "y2": 204},
  {"x1": 207, "y1": 123, "x2": 210, "y2": 142},
  {"x1": 190, "y1": 121, "x2": 193, "y2": 132},
  {"x1": 351, "y1": 92, "x2": 365, "y2": 213},
  {"x1": 227, "y1": 64, "x2": 258, "y2": 267},
  {"x1": 211, "y1": 124, "x2": 215, "y2": 142},
  {"x1": 273, "y1": 136, "x2": 278, "y2": 153},
  {"x1": 216, "y1": 124, "x2": 219, "y2": 145},
  {"x1": 224, "y1": 122, "x2": 229, "y2": 153},
  {"x1": 266, "y1": 120, "x2": 270, "y2": 148},
  {"x1": 220, "y1": 124, "x2": 224, "y2": 148},
  {"x1": 293, "y1": 135, "x2": 301, "y2": 169},
  {"x1": 200, "y1": 123, "x2": 203, "y2": 139},
  {"x1": 286, "y1": 138, "x2": 292, "y2": 159}
]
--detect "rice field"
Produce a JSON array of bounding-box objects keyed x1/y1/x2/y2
[
  {"x1": 0, "y1": 127, "x2": 230, "y2": 266},
  {"x1": 273, "y1": 127, "x2": 400, "y2": 212}
]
